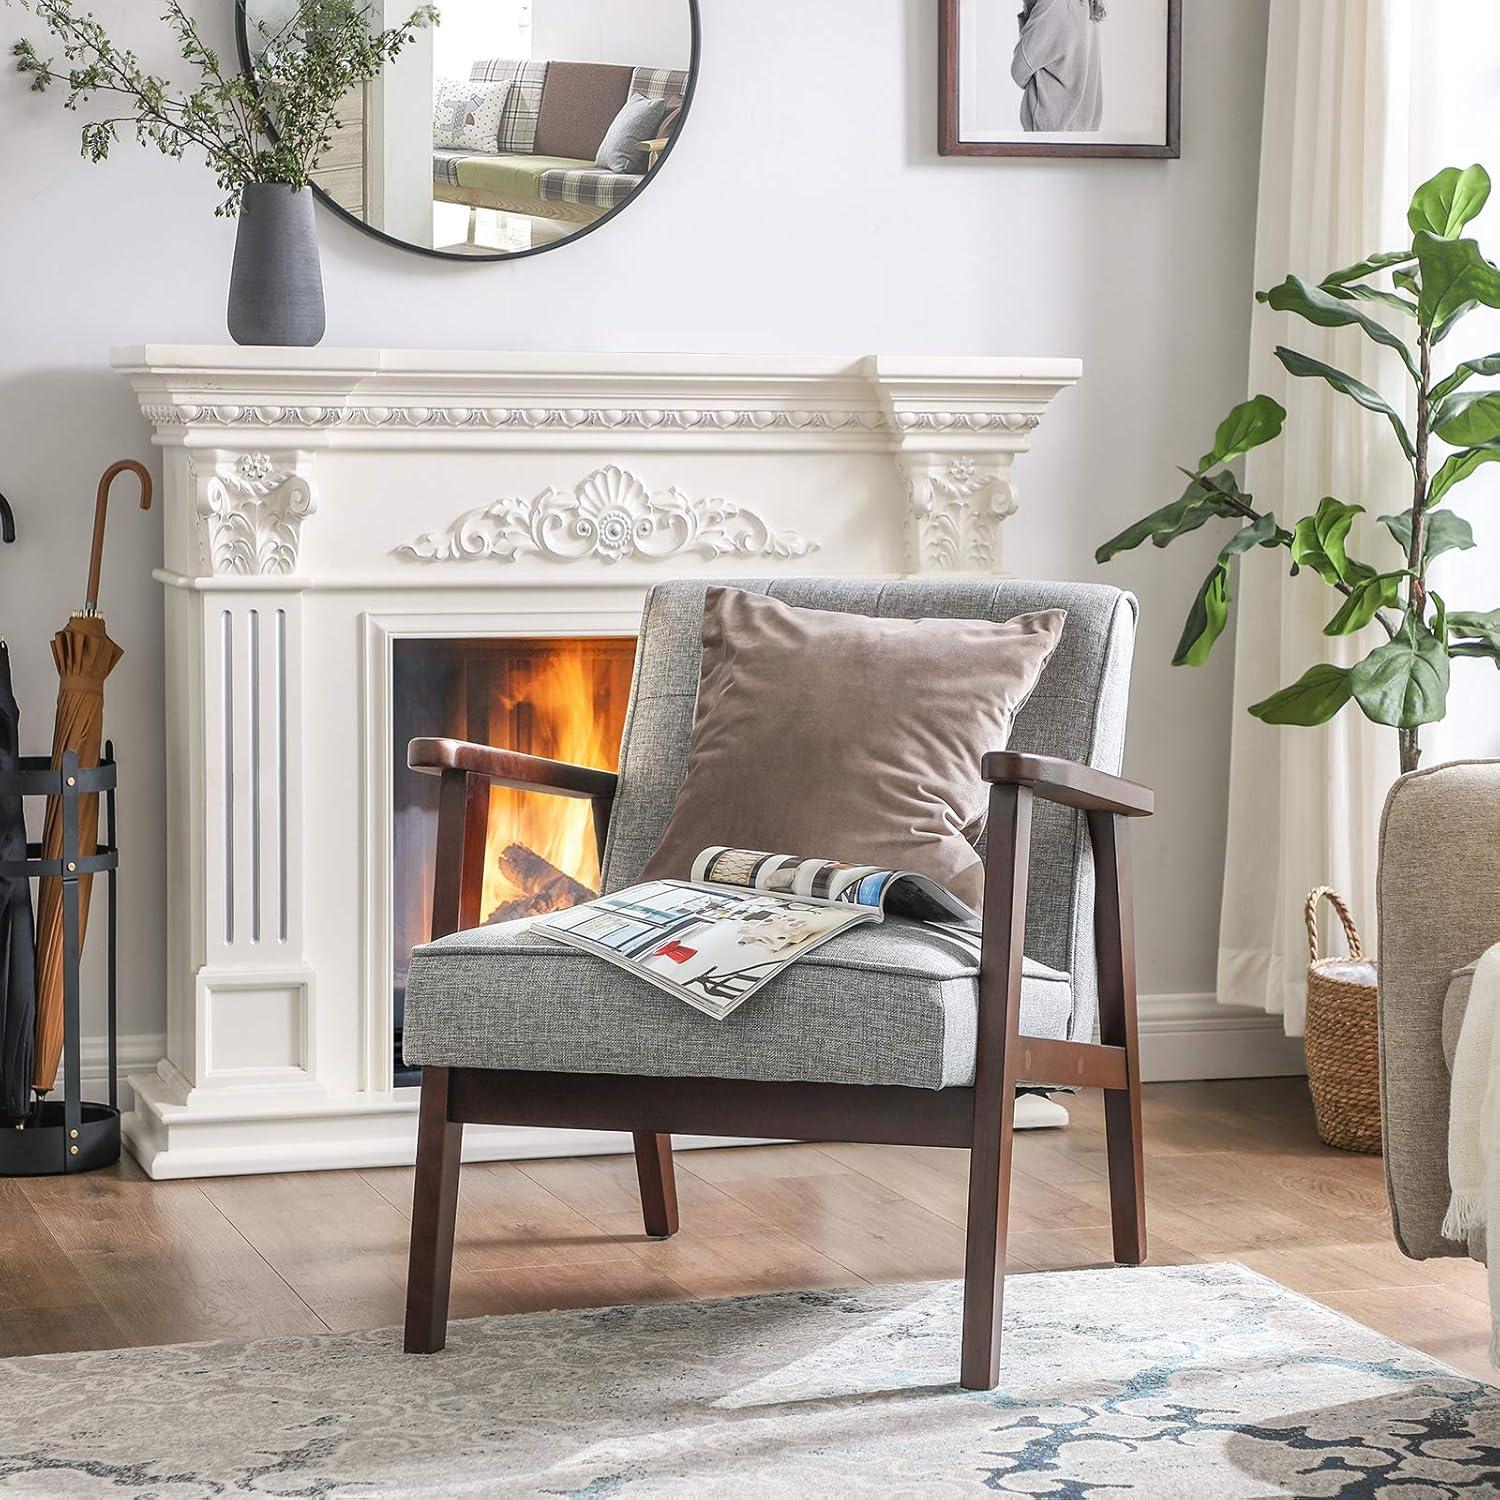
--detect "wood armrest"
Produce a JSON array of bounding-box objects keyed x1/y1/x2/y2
[
  {"x1": 981, "y1": 751, "x2": 1153, "y2": 818},
  {"x1": 407, "y1": 737, "x2": 619, "y2": 801}
]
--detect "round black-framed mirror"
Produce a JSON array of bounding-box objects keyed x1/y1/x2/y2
[{"x1": 234, "y1": 0, "x2": 700, "y2": 262}]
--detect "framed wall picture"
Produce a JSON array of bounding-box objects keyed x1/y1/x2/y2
[{"x1": 940, "y1": 0, "x2": 1181, "y2": 158}]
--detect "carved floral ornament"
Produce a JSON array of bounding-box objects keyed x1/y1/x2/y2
[
  {"x1": 902, "y1": 453, "x2": 1017, "y2": 573},
  {"x1": 194, "y1": 452, "x2": 318, "y2": 576},
  {"x1": 395, "y1": 466, "x2": 819, "y2": 566}
]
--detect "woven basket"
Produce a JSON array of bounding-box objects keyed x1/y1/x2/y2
[{"x1": 1303, "y1": 886, "x2": 1382, "y2": 1154}]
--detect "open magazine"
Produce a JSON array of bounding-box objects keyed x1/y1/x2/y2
[{"x1": 532, "y1": 846, "x2": 979, "y2": 1019}]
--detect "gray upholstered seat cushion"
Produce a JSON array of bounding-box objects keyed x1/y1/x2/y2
[{"x1": 403, "y1": 917, "x2": 1071, "y2": 1090}]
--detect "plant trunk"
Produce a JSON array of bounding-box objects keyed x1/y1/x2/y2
[
  {"x1": 1396, "y1": 333, "x2": 1431, "y2": 781},
  {"x1": 227, "y1": 184, "x2": 326, "y2": 348},
  {"x1": 1398, "y1": 726, "x2": 1421, "y2": 775}
]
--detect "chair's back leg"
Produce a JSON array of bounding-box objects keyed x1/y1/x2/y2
[
  {"x1": 1088, "y1": 810, "x2": 1147, "y2": 1266},
  {"x1": 405, "y1": 1067, "x2": 464, "y2": 1354},
  {"x1": 633, "y1": 1131, "x2": 679, "y2": 1238},
  {"x1": 962, "y1": 784, "x2": 1032, "y2": 1391}
]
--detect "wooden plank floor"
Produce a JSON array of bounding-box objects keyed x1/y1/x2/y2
[{"x1": 2, "y1": 1078, "x2": 1493, "y2": 1379}]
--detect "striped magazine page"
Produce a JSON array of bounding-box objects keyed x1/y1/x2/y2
[{"x1": 690, "y1": 847, "x2": 979, "y2": 927}]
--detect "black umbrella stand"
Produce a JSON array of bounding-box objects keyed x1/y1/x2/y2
[{"x1": 0, "y1": 743, "x2": 119, "y2": 1175}]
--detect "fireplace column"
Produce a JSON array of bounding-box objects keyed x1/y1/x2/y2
[{"x1": 137, "y1": 450, "x2": 326, "y2": 1170}]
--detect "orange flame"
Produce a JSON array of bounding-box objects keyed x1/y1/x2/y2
[{"x1": 482, "y1": 639, "x2": 635, "y2": 920}]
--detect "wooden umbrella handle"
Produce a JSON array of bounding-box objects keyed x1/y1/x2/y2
[{"x1": 85, "y1": 460, "x2": 153, "y2": 611}]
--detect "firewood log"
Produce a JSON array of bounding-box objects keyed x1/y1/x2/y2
[{"x1": 485, "y1": 843, "x2": 596, "y2": 924}]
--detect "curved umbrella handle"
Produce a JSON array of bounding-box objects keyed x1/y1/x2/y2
[
  {"x1": 85, "y1": 460, "x2": 153, "y2": 612},
  {"x1": 0, "y1": 489, "x2": 14, "y2": 544}
]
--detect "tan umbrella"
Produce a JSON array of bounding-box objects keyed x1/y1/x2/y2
[{"x1": 32, "y1": 460, "x2": 151, "y2": 1095}]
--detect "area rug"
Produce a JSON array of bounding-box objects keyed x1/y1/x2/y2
[{"x1": 2, "y1": 1263, "x2": 1497, "y2": 1496}]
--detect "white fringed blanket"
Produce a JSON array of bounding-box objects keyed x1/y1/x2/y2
[{"x1": 1444, "y1": 941, "x2": 1500, "y2": 1362}]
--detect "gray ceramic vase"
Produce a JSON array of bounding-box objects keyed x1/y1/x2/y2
[{"x1": 227, "y1": 184, "x2": 327, "y2": 347}]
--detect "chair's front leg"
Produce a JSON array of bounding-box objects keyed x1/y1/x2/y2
[
  {"x1": 402, "y1": 769, "x2": 486, "y2": 1356},
  {"x1": 405, "y1": 1067, "x2": 464, "y2": 1353},
  {"x1": 962, "y1": 784, "x2": 1033, "y2": 1391},
  {"x1": 1088, "y1": 809, "x2": 1146, "y2": 1266}
]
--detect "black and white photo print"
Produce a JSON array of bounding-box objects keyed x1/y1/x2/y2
[{"x1": 940, "y1": 0, "x2": 1180, "y2": 157}]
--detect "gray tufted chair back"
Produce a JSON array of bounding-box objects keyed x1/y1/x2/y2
[{"x1": 600, "y1": 579, "x2": 1138, "y2": 1042}]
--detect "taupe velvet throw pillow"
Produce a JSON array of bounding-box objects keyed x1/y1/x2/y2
[{"x1": 640, "y1": 588, "x2": 1067, "y2": 906}]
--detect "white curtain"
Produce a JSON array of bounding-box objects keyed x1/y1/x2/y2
[{"x1": 1217, "y1": 0, "x2": 1500, "y2": 1033}]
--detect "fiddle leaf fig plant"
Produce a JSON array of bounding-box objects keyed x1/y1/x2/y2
[
  {"x1": 11, "y1": 0, "x2": 438, "y2": 215},
  {"x1": 1097, "y1": 163, "x2": 1500, "y2": 774}
]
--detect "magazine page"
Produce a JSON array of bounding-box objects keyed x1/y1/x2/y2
[
  {"x1": 692, "y1": 846, "x2": 979, "y2": 927},
  {"x1": 534, "y1": 879, "x2": 875, "y2": 1019}
]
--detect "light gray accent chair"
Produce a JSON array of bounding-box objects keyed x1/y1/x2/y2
[
  {"x1": 1378, "y1": 759, "x2": 1500, "y2": 1263},
  {"x1": 400, "y1": 577, "x2": 1151, "y2": 1390}
]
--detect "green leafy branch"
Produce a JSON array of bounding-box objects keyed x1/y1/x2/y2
[
  {"x1": 1096, "y1": 164, "x2": 1500, "y2": 775},
  {"x1": 11, "y1": 0, "x2": 438, "y2": 215}
]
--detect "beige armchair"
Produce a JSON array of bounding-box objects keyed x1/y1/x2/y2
[{"x1": 1378, "y1": 759, "x2": 1500, "y2": 1261}]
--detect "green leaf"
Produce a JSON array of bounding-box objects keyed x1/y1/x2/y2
[
  {"x1": 1259, "y1": 276, "x2": 1418, "y2": 377},
  {"x1": 1290, "y1": 497, "x2": 1364, "y2": 584},
  {"x1": 1432, "y1": 389, "x2": 1500, "y2": 445},
  {"x1": 1094, "y1": 471, "x2": 1240, "y2": 563},
  {"x1": 1170, "y1": 513, "x2": 1283, "y2": 668},
  {"x1": 1350, "y1": 617, "x2": 1451, "y2": 727},
  {"x1": 1323, "y1": 282, "x2": 1418, "y2": 317},
  {"x1": 1449, "y1": 607, "x2": 1500, "y2": 650},
  {"x1": 1424, "y1": 510, "x2": 1475, "y2": 560},
  {"x1": 1324, "y1": 572, "x2": 1403, "y2": 636},
  {"x1": 1429, "y1": 353, "x2": 1500, "y2": 403},
  {"x1": 1413, "y1": 231, "x2": 1500, "y2": 333},
  {"x1": 1450, "y1": 640, "x2": 1500, "y2": 666},
  {"x1": 1323, "y1": 249, "x2": 1416, "y2": 286},
  {"x1": 1174, "y1": 565, "x2": 1231, "y2": 668},
  {"x1": 1380, "y1": 509, "x2": 1474, "y2": 561},
  {"x1": 1275, "y1": 346, "x2": 1416, "y2": 460},
  {"x1": 1249, "y1": 664, "x2": 1354, "y2": 726},
  {"x1": 1196, "y1": 395, "x2": 1287, "y2": 472},
  {"x1": 1429, "y1": 440, "x2": 1500, "y2": 505},
  {"x1": 1408, "y1": 164, "x2": 1491, "y2": 239},
  {"x1": 1380, "y1": 512, "x2": 1412, "y2": 552},
  {"x1": 1394, "y1": 268, "x2": 1421, "y2": 297}
]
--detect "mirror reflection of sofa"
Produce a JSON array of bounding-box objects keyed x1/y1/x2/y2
[{"x1": 433, "y1": 59, "x2": 688, "y2": 233}]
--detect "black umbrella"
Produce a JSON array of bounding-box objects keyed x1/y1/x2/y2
[
  {"x1": 0, "y1": 642, "x2": 36, "y2": 1121},
  {"x1": 0, "y1": 497, "x2": 37, "y2": 1120}
]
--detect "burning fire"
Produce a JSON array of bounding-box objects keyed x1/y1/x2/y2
[{"x1": 482, "y1": 639, "x2": 634, "y2": 922}]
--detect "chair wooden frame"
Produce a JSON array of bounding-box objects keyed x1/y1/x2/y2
[{"x1": 402, "y1": 734, "x2": 1153, "y2": 1390}]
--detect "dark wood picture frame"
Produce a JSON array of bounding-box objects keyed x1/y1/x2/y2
[{"x1": 940, "y1": 0, "x2": 1181, "y2": 159}]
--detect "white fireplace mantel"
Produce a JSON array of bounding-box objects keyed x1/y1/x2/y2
[{"x1": 113, "y1": 345, "x2": 1079, "y2": 1178}]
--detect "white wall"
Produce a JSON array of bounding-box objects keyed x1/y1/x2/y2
[
  {"x1": 432, "y1": 2, "x2": 532, "y2": 77},
  {"x1": 0, "y1": 0, "x2": 1269, "y2": 1059},
  {"x1": 531, "y1": 0, "x2": 692, "y2": 69}
]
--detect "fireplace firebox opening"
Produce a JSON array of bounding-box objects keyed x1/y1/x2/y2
[{"x1": 391, "y1": 635, "x2": 637, "y2": 1085}]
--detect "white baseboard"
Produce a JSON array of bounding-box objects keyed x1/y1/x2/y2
[
  {"x1": 1138, "y1": 993, "x2": 1306, "y2": 1082},
  {"x1": 77, "y1": 1032, "x2": 166, "y2": 1111}
]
